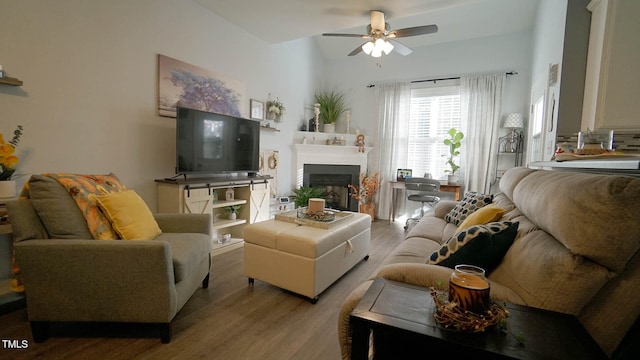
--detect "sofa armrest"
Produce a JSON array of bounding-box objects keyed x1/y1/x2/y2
[
  {"x1": 434, "y1": 200, "x2": 458, "y2": 219},
  {"x1": 15, "y1": 239, "x2": 178, "y2": 323},
  {"x1": 377, "y1": 263, "x2": 454, "y2": 290},
  {"x1": 338, "y1": 280, "x2": 375, "y2": 360},
  {"x1": 154, "y1": 213, "x2": 212, "y2": 236}
]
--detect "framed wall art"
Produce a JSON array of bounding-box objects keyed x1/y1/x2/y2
[
  {"x1": 250, "y1": 99, "x2": 265, "y2": 120},
  {"x1": 157, "y1": 54, "x2": 246, "y2": 118}
]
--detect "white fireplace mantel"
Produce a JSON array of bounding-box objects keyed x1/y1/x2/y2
[{"x1": 294, "y1": 144, "x2": 373, "y2": 187}]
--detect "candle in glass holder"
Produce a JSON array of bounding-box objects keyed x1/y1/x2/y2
[{"x1": 449, "y1": 264, "x2": 490, "y2": 314}]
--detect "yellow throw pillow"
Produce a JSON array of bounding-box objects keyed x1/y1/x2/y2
[
  {"x1": 94, "y1": 190, "x2": 162, "y2": 240},
  {"x1": 455, "y1": 204, "x2": 505, "y2": 233}
]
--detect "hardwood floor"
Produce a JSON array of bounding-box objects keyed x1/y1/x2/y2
[{"x1": 0, "y1": 219, "x2": 407, "y2": 360}]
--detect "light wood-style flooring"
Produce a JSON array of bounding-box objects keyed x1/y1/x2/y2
[{"x1": 0, "y1": 219, "x2": 407, "y2": 360}]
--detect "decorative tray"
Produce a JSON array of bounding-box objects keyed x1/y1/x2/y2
[
  {"x1": 297, "y1": 208, "x2": 335, "y2": 222},
  {"x1": 275, "y1": 208, "x2": 354, "y2": 229}
]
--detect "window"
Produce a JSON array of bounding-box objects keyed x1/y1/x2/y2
[{"x1": 408, "y1": 85, "x2": 461, "y2": 179}]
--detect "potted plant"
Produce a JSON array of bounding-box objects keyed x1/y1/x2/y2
[
  {"x1": 291, "y1": 186, "x2": 325, "y2": 208},
  {"x1": 0, "y1": 125, "x2": 23, "y2": 198},
  {"x1": 443, "y1": 128, "x2": 464, "y2": 184},
  {"x1": 225, "y1": 204, "x2": 242, "y2": 220},
  {"x1": 314, "y1": 91, "x2": 347, "y2": 133},
  {"x1": 348, "y1": 172, "x2": 381, "y2": 221}
]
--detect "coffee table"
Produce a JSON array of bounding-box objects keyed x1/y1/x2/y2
[{"x1": 350, "y1": 277, "x2": 608, "y2": 359}]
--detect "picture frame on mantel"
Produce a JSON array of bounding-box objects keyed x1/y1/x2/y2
[{"x1": 250, "y1": 99, "x2": 265, "y2": 120}]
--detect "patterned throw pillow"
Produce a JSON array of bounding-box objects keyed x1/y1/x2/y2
[
  {"x1": 444, "y1": 192, "x2": 493, "y2": 226},
  {"x1": 427, "y1": 221, "x2": 519, "y2": 273}
]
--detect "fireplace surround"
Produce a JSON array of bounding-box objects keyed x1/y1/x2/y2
[
  {"x1": 294, "y1": 144, "x2": 374, "y2": 212},
  {"x1": 303, "y1": 164, "x2": 359, "y2": 211}
]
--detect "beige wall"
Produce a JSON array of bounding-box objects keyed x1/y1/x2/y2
[{"x1": 0, "y1": 0, "x2": 324, "y2": 208}]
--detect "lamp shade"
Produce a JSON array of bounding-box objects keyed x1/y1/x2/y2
[{"x1": 504, "y1": 113, "x2": 524, "y2": 128}]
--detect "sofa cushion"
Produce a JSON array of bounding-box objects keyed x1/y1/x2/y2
[
  {"x1": 427, "y1": 221, "x2": 518, "y2": 273},
  {"x1": 155, "y1": 233, "x2": 211, "y2": 283},
  {"x1": 455, "y1": 204, "x2": 505, "y2": 232},
  {"x1": 94, "y1": 190, "x2": 162, "y2": 240},
  {"x1": 444, "y1": 192, "x2": 493, "y2": 226},
  {"x1": 502, "y1": 168, "x2": 640, "y2": 273},
  {"x1": 488, "y1": 229, "x2": 613, "y2": 315},
  {"x1": 406, "y1": 215, "x2": 457, "y2": 245},
  {"x1": 373, "y1": 237, "x2": 443, "y2": 279},
  {"x1": 27, "y1": 175, "x2": 93, "y2": 239},
  {"x1": 45, "y1": 173, "x2": 127, "y2": 240}
]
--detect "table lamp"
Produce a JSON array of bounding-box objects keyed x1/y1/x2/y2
[{"x1": 503, "y1": 113, "x2": 524, "y2": 152}]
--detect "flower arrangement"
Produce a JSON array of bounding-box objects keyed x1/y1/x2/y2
[
  {"x1": 348, "y1": 172, "x2": 381, "y2": 205},
  {"x1": 0, "y1": 125, "x2": 23, "y2": 181},
  {"x1": 266, "y1": 97, "x2": 286, "y2": 120}
]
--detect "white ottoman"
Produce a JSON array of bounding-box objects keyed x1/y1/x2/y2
[{"x1": 242, "y1": 212, "x2": 372, "y2": 303}]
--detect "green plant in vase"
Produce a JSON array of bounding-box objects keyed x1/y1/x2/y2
[
  {"x1": 225, "y1": 204, "x2": 242, "y2": 220},
  {"x1": 291, "y1": 186, "x2": 325, "y2": 208},
  {"x1": 443, "y1": 128, "x2": 464, "y2": 184},
  {"x1": 314, "y1": 91, "x2": 347, "y2": 133}
]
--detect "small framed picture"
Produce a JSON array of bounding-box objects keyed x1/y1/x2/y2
[
  {"x1": 397, "y1": 169, "x2": 412, "y2": 181},
  {"x1": 250, "y1": 99, "x2": 265, "y2": 120}
]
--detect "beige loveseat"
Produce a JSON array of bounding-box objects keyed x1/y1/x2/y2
[
  {"x1": 339, "y1": 167, "x2": 640, "y2": 358},
  {"x1": 8, "y1": 175, "x2": 212, "y2": 343}
]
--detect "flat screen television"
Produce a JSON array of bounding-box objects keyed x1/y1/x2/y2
[{"x1": 175, "y1": 107, "x2": 260, "y2": 177}]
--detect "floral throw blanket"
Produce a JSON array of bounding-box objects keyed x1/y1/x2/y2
[{"x1": 20, "y1": 173, "x2": 127, "y2": 240}]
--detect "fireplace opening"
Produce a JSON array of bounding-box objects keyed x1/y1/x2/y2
[{"x1": 303, "y1": 164, "x2": 360, "y2": 212}]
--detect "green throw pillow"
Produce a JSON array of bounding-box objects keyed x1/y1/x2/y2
[
  {"x1": 427, "y1": 221, "x2": 519, "y2": 273},
  {"x1": 444, "y1": 192, "x2": 493, "y2": 226}
]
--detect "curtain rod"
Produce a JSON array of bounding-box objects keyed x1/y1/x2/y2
[{"x1": 366, "y1": 71, "x2": 518, "y2": 88}]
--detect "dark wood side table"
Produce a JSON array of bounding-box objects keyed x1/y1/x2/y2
[{"x1": 350, "y1": 277, "x2": 608, "y2": 360}]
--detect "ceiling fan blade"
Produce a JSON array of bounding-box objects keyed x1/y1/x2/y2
[
  {"x1": 370, "y1": 10, "x2": 386, "y2": 31},
  {"x1": 348, "y1": 42, "x2": 369, "y2": 56},
  {"x1": 388, "y1": 39, "x2": 413, "y2": 56},
  {"x1": 322, "y1": 33, "x2": 369, "y2": 38},
  {"x1": 388, "y1": 24, "x2": 438, "y2": 38}
]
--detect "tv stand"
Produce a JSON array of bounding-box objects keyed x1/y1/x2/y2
[
  {"x1": 155, "y1": 175, "x2": 272, "y2": 256},
  {"x1": 164, "y1": 173, "x2": 186, "y2": 181}
]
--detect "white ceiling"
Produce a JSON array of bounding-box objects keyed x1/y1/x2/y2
[{"x1": 194, "y1": 0, "x2": 540, "y2": 60}]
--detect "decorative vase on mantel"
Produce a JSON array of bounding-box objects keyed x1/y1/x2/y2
[
  {"x1": 323, "y1": 123, "x2": 335, "y2": 133},
  {"x1": 359, "y1": 203, "x2": 375, "y2": 221},
  {"x1": 0, "y1": 180, "x2": 16, "y2": 198}
]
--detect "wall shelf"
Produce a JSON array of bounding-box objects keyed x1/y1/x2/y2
[
  {"x1": 260, "y1": 125, "x2": 280, "y2": 132},
  {"x1": 0, "y1": 77, "x2": 23, "y2": 86}
]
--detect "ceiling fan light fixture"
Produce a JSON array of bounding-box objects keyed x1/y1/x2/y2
[
  {"x1": 371, "y1": 47, "x2": 383, "y2": 58},
  {"x1": 362, "y1": 41, "x2": 375, "y2": 55},
  {"x1": 382, "y1": 40, "x2": 394, "y2": 55}
]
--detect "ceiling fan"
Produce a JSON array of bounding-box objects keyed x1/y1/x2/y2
[{"x1": 323, "y1": 10, "x2": 438, "y2": 57}]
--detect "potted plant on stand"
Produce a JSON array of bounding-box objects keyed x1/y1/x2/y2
[
  {"x1": 0, "y1": 125, "x2": 23, "y2": 198},
  {"x1": 348, "y1": 172, "x2": 381, "y2": 221},
  {"x1": 314, "y1": 91, "x2": 347, "y2": 133},
  {"x1": 443, "y1": 128, "x2": 464, "y2": 184}
]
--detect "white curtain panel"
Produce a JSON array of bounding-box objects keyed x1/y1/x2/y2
[
  {"x1": 460, "y1": 73, "x2": 505, "y2": 193},
  {"x1": 373, "y1": 82, "x2": 411, "y2": 220}
]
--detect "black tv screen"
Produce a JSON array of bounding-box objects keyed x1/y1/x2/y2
[{"x1": 176, "y1": 107, "x2": 260, "y2": 176}]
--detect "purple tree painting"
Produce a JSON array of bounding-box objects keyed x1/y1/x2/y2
[
  {"x1": 171, "y1": 69, "x2": 241, "y2": 117},
  {"x1": 157, "y1": 54, "x2": 245, "y2": 118}
]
